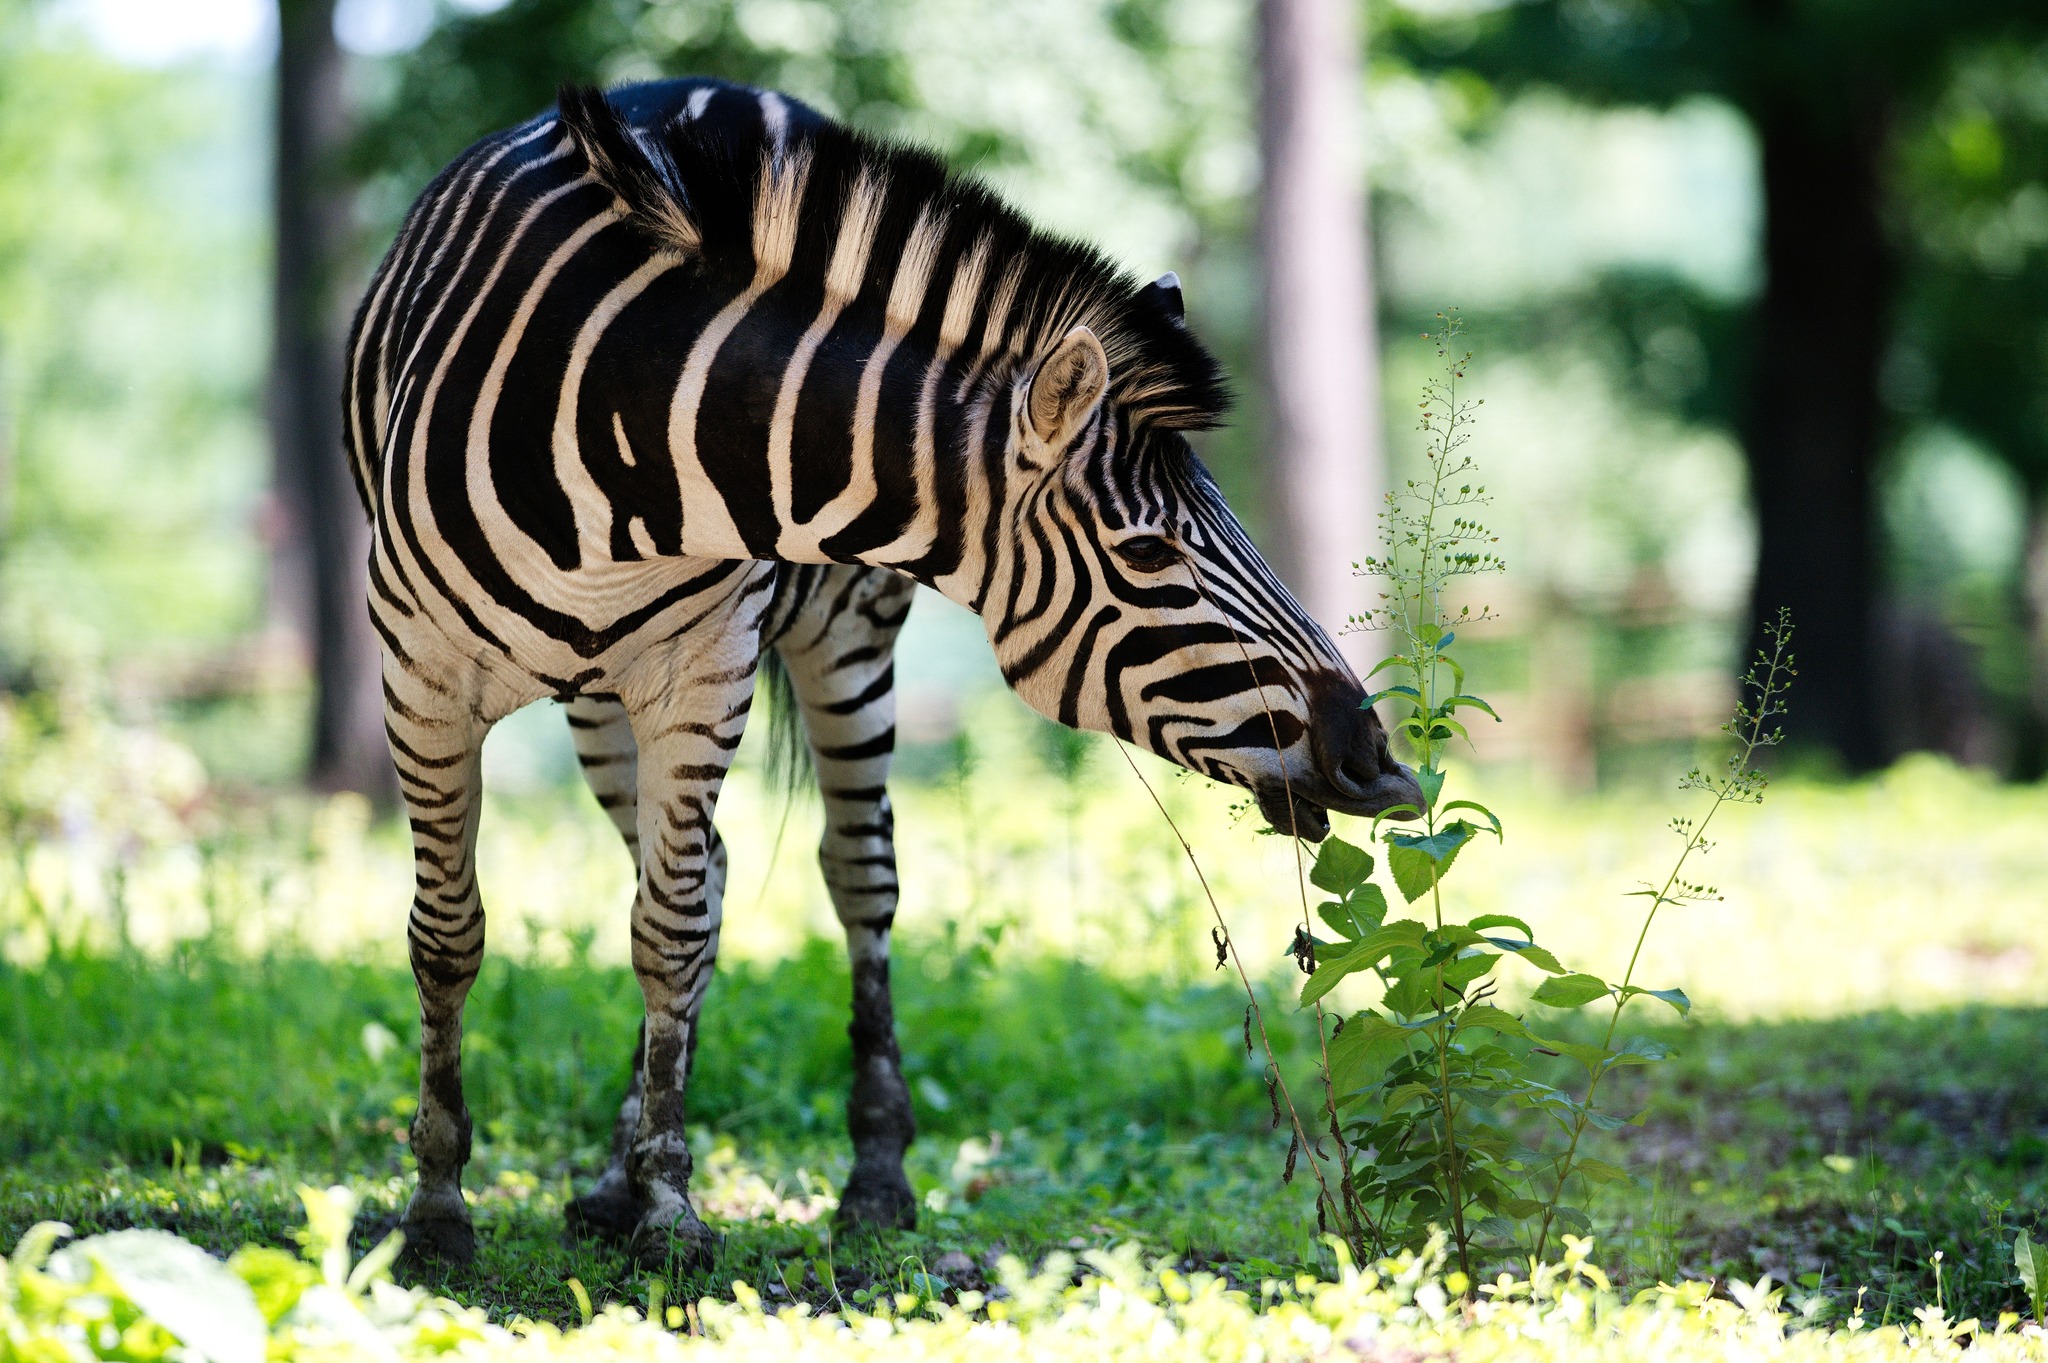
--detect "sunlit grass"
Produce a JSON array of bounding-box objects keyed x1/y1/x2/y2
[
  {"x1": 8, "y1": 689, "x2": 2041, "y2": 1023},
  {"x1": 2, "y1": 687, "x2": 2043, "y2": 1325}
]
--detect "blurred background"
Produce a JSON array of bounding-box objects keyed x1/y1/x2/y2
[
  {"x1": 4, "y1": 0, "x2": 2047, "y2": 800},
  {"x1": 2, "y1": 3, "x2": 2044, "y2": 1288}
]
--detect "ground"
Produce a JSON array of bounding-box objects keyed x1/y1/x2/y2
[{"x1": 1, "y1": 696, "x2": 2043, "y2": 1326}]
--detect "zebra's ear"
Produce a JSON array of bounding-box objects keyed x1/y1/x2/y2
[
  {"x1": 555, "y1": 84, "x2": 701, "y2": 254},
  {"x1": 1027, "y1": 326, "x2": 1110, "y2": 448},
  {"x1": 1138, "y1": 271, "x2": 1184, "y2": 321}
]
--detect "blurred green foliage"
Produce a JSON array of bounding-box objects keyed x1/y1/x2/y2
[
  {"x1": 0, "y1": 0, "x2": 268, "y2": 661},
  {"x1": 1383, "y1": 0, "x2": 2048, "y2": 770},
  {"x1": 1, "y1": 0, "x2": 2046, "y2": 778}
]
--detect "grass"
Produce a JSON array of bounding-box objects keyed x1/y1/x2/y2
[{"x1": 1, "y1": 686, "x2": 2044, "y2": 1327}]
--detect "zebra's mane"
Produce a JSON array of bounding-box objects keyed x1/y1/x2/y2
[{"x1": 557, "y1": 85, "x2": 1231, "y2": 432}]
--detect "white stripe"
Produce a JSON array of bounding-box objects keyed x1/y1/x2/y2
[
  {"x1": 759, "y1": 90, "x2": 789, "y2": 156},
  {"x1": 552, "y1": 251, "x2": 674, "y2": 559},
  {"x1": 666, "y1": 163, "x2": 812, "y2": 559},
  {"x1": 792, "y1": 206, "x2": 944, "y2": 549}
]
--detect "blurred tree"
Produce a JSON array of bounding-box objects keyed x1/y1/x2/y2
[
  {"x1": 1890, "y1": 40, "x2": 2048, "y2": 776},
  {"x1": 1388, "y1": 0, "x2": 2048, "y2": 772},
  {"x1": 275, "y1": 0, "x2": 385, "y2": 794},
  {"x1": 0, "y1": 1, "x2": 270, "y2": 685},
  {"x1": 1258, "y1": 0, "x2": 1382, "y2": 663},
  {"x1": 351, "y1": 0, "x2": 922, "y2": 205}
]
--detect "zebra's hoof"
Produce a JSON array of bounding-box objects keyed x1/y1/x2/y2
[
  {"x1": 398, "y1": 1213, "x2": 476, "y2": 1267},
  {"x1": 565, "y1": 1182, "x2": 645, "y2": 1242},
  {"x1": 628, "y1": 1209, "x2": 720, "y2": 1271},
  {"x1": 836, "y1": 1169, "x2": 917, "y2": 1232}
]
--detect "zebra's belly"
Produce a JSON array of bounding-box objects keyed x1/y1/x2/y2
[{"x1": 371, "y1": 534, "x2": 782, "y2": 720}]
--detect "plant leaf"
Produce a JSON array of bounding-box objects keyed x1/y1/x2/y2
[
  {"x1": 1327, "y1": 1012, "x2": 1412, "y2": 1092},
  {"x1": 1469, "y1": 912, "x2": 1533, "y2": 939},
  {"x1": 1438, "y1": 799, "x2": 1503, "y2": 837},
  {"x1": 1316, "y1": 902, "x2": 1358, "y2": 941},
  {"x1": 58, "y1": 1231, "x2": 268, "y2": 1363},
  {"x1": 1415, "y1": 765, "x2": 1446, "y2": 810},
  {"x1": 1386, "y1": 822, "x2": 1475, "y2": 902},
  {"x1": 1619, "y1": 985, "x2": 1692, "y2": 1017},
  {"x1": 1309, "y1": 836, "x2": 1374, "y2": 895},
  {"x1": 1346, "y1": 883, "x2": 1390, "y2": 929},
  {"x1": 1441, "y1": 693, "x2": 1501, "y2": 721},
  {"x1": 2013, "y1": 1228, "x2": 2046, "y2": 1313},
  {"x1": 1458, "y1": 1004, "x2": 1530, "y2": 1039},
  {"x1": 1541, "y1": 1039, "x2": 1616, "y2": 1079},
  {"x1": 1487, "y1": 938, "x2": 1566, "y2": 974},
  {"x1": 1572, "y1": 1157, "x2": 1634, "y2": 1186},
  {"x1": 1606, "y1": 1035, "x2": 1675, "y2": 1066},
  {"x1": 1301, "y1": 922, "x2": 1427, "y2": 1005},
  {"x1": 1381, "y1": 1081, "x2": 1437, "y2": 1112},
  {"x1": 1531, "y1": 973, "x2": 1613, "y2": 1008}
]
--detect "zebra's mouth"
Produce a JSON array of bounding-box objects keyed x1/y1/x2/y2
[
  {"x1": 1254, "y1": 763, "x2": 1426, "y2": 842},
  {"x1": 1254, "y1": 785, "x2": 1333, "y2": 842}
]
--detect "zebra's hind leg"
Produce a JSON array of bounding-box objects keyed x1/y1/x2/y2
[
  {"x1": 559, "y1": 696, "x2": 647, "y2": 1242},
  {"x1": 560, "y1": 697, "x2": 734, "y2": 1244},
  {"x1": 388, "y1": 666, "x2": 494, "y2": 1265},
  {"x1": 616, "y1": 652, "x2": 755, "y2": 1270},
  {"x1": 777, "y1": 569, "x2": 919, "y2": 1231}
]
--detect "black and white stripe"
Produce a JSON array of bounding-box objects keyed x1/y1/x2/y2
[{"x1": 343, "y1": 77, "x2": 1419, "y2": 1266}]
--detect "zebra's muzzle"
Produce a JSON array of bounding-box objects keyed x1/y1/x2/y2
[
  {"x1": 1251, "y1": 672, "x2": 1428, "y2": 840},
  {"x1": 1254, "y1": 760, "x2": 1425, "y2": 843}
]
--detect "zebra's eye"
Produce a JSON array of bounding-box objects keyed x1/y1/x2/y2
[{"x1": 1114, "y1": 535, "x2": 1178, "y2": 570}]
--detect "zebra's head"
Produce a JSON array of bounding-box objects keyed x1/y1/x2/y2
[{"x1": 971, "y1": 278, "x2": 1423, "y2": 841}]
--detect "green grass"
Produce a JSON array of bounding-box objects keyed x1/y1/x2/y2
[
  {"x1": 1, "y1": 688, "x2": 2043, "y2": 1326},
  {"x1": 3, "y1": 936, "x2": 2042, "y2": 1324}
]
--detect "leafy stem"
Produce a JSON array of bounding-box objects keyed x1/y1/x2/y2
[{"x1": 1530, "y1": 609, "x2": 1797, "y2": 1266}]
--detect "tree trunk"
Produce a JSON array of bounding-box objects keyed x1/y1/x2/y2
[
  {"x1": 1739, "y1": 93, "x2": 1892, "y2": 771},
  {"x1": 273, "y1": 0, "x2": 387, "y2": 796},
  {"x1": 2015, "y1": 488, "x2": 2048, "y2": 780},
  {"x1": 1257, "y1": 0, "x2": 1383, "y2": 669}
]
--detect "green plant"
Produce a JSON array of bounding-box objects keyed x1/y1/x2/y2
[
  {"x1": 1293, "y1": 316, "x2": 1797, "y2": 1279},
  {"x1": 9, "y1": 1186, "x2": 2045, "y2": 1363},
  {"x1": 1523, "y1": 606, "x2": 1795, "y2": 1265},
  {"x1": 2017, "y1": 1227, "x2": 2047, "y2": 1326}
]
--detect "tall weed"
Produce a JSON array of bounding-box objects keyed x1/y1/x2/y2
[{"x1": 1170, "y1": 316, "x2": 1798, "y2": 1281}]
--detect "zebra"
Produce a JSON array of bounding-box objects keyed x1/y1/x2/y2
[{"x1": 343, "y1": 76, "x2": 1423, "y2": 1269}]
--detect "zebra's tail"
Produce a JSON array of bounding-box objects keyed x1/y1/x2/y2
[
  {"x1": 758, "y1": 647, "x2": 815, "y2": 796},
  {"x1": 555, "y1": 84, "x2": 702, "y2": 256}
]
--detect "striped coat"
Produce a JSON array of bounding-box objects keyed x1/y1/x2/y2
[{"x1": 344, "y1": 78, "x2": 1420, "y2": 1267}]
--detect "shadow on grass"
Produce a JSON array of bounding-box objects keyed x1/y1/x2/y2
[
  {"x1": 2, "y1": 943, "x2": 2042, "y2": 1321},
  {"x1": 0, "y1": 937, "x2": 1305, "y2": 1169}
]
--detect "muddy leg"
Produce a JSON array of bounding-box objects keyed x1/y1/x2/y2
[
  {"x1": 561, "y1": 695, "x2": 646, "y2": 1240},
  {"x1": 617, "y1": 658, "x2": 754, "y2": 1269},
  {"x1": 389, "y1": 670, "x2": 492, "y2": 1264},
  {"x1": 778, "y1": 570, "x2": 918, "y2": 1230},
  {"x1": 562, "y1": 696, "x2": 737, "y2": 1245}
]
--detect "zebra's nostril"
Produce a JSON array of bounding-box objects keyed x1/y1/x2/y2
[{"x1": 1339, "y1": 751, "x2": 1378, "y2": 790}]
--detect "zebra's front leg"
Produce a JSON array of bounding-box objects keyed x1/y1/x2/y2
[
  {"x1": 778, "y1": 571, "x2": 918, "y2": 1230},
  {"x1": 388, "y1": 668, "x2": 493, "y2": 1264},
  {"x1": 618, "y1": 671, "x2": 750, "y2": 1269}
]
